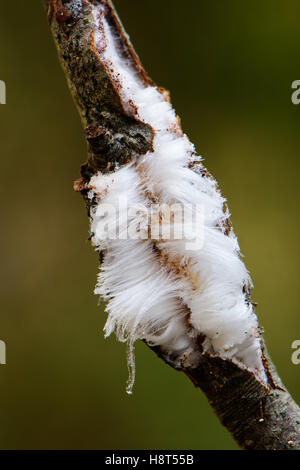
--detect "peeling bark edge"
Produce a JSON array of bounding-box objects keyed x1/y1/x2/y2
[
  {"x1": 43, "y1": 0, "x2": 300, "y2": 450},
  {"x1": 44, "y1": 0, "x2": 155, "y2": 177},
  {"x1": 152, "y1": 342, "x2": 300, "y2": 450}
]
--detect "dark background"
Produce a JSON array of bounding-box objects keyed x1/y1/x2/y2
[{"x1": 0, "y1": 0, "x2": 299, "y2": 450}]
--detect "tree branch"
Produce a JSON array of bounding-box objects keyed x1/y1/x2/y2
[{"x1": 43, "y1": 0, "x2": 300, "y2": 450}]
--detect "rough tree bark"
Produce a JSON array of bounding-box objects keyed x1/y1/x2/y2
[{"x1": 43, "y1": 0, "x2": 300, "y2": 450}]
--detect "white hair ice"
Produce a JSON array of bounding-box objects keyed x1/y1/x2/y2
[{"x1": 86, "y1": 3, "x2": 267, "y2": 392}]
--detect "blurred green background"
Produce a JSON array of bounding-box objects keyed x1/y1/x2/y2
[{"x1": 0, "y1": 0, "x2": 299, "y2": 450}]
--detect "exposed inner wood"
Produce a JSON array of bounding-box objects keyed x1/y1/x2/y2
[{"x1": 43, "y1": 0, "x2": 300, "y2": 449}]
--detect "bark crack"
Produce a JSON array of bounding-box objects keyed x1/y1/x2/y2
[{"x1": 43, "y1": 0, "x2": 300, "y2": 450}]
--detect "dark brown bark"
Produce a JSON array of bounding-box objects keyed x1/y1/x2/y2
[
  {"x1": 43, "y1": 0, "x2": 300, "y2": 450},
  {"x1": 152, "y1": 343, "x2": 300, "y2": 450}
]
